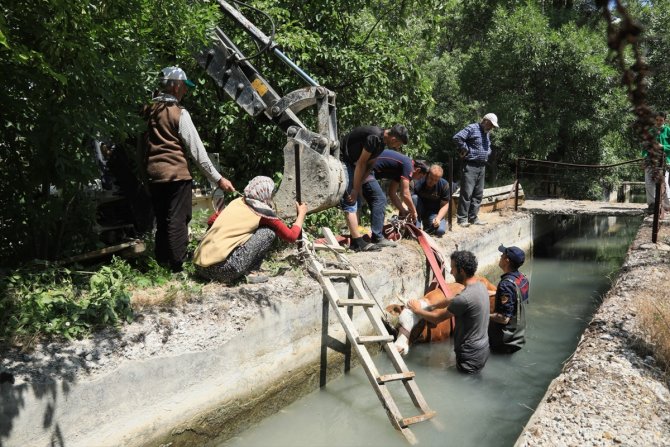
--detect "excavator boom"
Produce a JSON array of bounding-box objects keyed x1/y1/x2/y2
[{"x1": 197, "y1": 0, "x2": 345, "y2": 218}]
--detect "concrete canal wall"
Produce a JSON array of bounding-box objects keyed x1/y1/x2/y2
[{"x1": 1, "y1": 214, "x2": 532, "y2": 447}]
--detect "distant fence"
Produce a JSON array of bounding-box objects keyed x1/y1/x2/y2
[
  {"x1": 514, "y1": 157, "x2": 666, "y2": 242},
  {"x1": 514, "y1": 157, "x2": 644, "y2": 208}
]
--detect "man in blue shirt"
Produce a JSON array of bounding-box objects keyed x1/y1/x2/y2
[
  {"x1": 489, "y1": 244, "x2": 530, "y2": 353},
  {"x1": 411, "y1": 164, "x2": 452, "y2": 237},
  {"x1": 452, "y1": 113, "x2": 499, "y2": 227},
  {"x1": 361, "y1": 150, "x2": 428, "y2": 246}
]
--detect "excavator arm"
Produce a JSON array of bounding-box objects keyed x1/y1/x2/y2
[{"x1": 197, "y1": 0, "x2": 345, "y2": 218}]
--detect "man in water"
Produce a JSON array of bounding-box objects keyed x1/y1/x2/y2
[
  {"x1": 489, "y1": 245, "x2": 530, "y2": 353},
  {"x1": 407, "y1": 250, "x2": 490, "y2": 374}
]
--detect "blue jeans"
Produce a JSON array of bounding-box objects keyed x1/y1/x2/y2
[
  {"x1": 339, "y1": 162, "x2": 360, "y2": 213},
  {"x1": 361, "y1": 177, "x2": 386, "y2": 241},
  {"x1": 412, "y1": 194, "x2": 446, "y2": 236}
]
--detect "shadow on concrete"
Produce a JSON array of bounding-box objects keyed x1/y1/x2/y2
[{"x1": 0, "y1": 329, "x2": 123, "y2": 447}]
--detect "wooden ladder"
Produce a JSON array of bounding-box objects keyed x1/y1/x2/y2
[{"x1": 307, "y1": 228, "x2": 436, "y2": 445}]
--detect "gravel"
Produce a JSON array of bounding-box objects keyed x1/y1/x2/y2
[{"x1": 517, "y1": 215, "x2": 670, "y2": 447}]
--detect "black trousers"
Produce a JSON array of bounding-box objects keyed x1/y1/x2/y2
[{"x1": 149, "y1": 180, "x2": 192, "y2": 272}]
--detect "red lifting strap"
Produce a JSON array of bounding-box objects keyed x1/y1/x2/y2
[{"x1": 404, "y1": 224, "x2": 456, "y2": 299}]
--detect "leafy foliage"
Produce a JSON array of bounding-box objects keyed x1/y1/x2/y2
[
  {"x1": 1, "y1": 0, "x2": 668, "y2": 268},
  {"x1": 0, "y1": 263, "x2": 133, "y2": 343},
  {"x1": 0, "y1": 0, "x2": 219, "y2": 266}
]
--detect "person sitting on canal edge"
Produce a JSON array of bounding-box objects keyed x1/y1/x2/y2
[
  {"x1": 361, "y1": 150, "x2": 428, "y2": 247},
  {"x1": 411, "y1": 164, "x2": 452, "y2": 237},
  {"x1": 143, "y1": 66, "x2": 236, "y2": 272},
  {"x1": 489, "y1": 244, "x2": 530, "y2": 354},
  {"x1": 339, "y1": 124, "x2": 409, "y2": 251},
  {"x1": 407, "y1": 250, "x2": 490, "y2": 374},
  {"x1": 642, "y1": 111, "x2": 670, "y2": 214},
  {"x1": 193, "y1": 176, "x2": 307, "y2": 283},
  {"x1": 453, "y1": 113, "x2": 499, "y2": 227}
]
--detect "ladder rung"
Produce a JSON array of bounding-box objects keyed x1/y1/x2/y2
[
  {"x1": 377, "y1": 371, "x2": 415, "y2": 384},
  {"x1": 336, "y1": 299, "x2": 375, "y2": 307},
  {"x1": 400, "y1": 411, "x2": 436, "y2": 427},
  {"x1": 356, "y1": 335, "x2": 395, "y2": 344},
  {"x1": 321, "y1": 269, "x2": 359, "y2": 277},
  {"x1": 313, "y1": 243, "x2": 345, "y2": 252}
]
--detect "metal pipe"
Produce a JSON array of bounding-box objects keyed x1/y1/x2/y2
[
  {"x1": 515, "y1": 158, "x2": 520, "y2": 211},
  {"x1": 272, "y1": 48, "x2": 319, "y2": 86},
  {"x1": 217, "y1": 0, "x2": 319, "y2": 86},
  {"x1": 448, "y1": 156, "x2": 453, "y2": 231}
]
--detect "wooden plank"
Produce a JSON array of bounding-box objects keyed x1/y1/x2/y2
[
  {"x1": 353, "y1": 275, "x2": 434, "y2": 415},
  {"x1": 336, "y1": 299, "x2": 375, "y2": 307},
  {"x1": 321, "y1": 227, "x2": 342, "y2": 246},
  {"x1": 400, "y1": 427, "x2": 418, "y2": 445},
  {"x1": 313, "y1": 243, "x2": 345, "y2": 252},
  {"x1": 321, "y1": 269, "x2": 358, "y2": 277},
  {"x1": 309, "y1": 257, "x2": 408, "y2": 436},
  {"x1": 325, "y1": 335, "x2": 348, "y2": 354},
  {"x1": 377, "y1": 372, "x2": 415, "y2": 384},
  {"x1": 58, "y1": 240, "x2": 143, "y2": 264},
  {"x1": 400, "y1": 411, "x2": 437, "y2": 428},
  {"x1": 357, "y1": 335, "x2": 395, "y2": 344}
]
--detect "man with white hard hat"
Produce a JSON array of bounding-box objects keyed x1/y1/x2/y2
[
  {"x1": 452, "y1": 112, "x2": 499, "y2": 228},
  {"x1": 142, "y1": 66, "x2": 235, "y2": 272}
]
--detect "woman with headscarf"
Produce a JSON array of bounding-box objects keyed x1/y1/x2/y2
[{"x1": 193, "y1": 176, "x2": 307, "y2": 282}]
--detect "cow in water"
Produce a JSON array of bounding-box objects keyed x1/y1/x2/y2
[{"x1": 386, "y1": 277, "x2": 497, "y2": 355}]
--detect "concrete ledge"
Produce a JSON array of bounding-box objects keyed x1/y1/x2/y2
[{"x1": 1, "y1": 215, "x2": 532, "y2": 447}]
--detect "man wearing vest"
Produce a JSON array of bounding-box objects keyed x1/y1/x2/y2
[
  {"x1": 489, "y1": 244, "x2": 530, "y2": 353},
  {"x1": 143, "y1": 66, "x2": 235, "y2": 272}
]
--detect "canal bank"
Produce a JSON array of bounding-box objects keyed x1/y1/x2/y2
[
  {"x1": 516, "y1": 215, "x2": 670, "y2": 447},
  {"x1": 3, "y1": 203, "x2": 668, "y2": 447}
]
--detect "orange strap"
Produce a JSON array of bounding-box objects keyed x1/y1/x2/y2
[
  {"x1": 404, "y1": 224, "x2": 455, "y2": 299},
  {"x1": 405, "y1": 224, "x2": 457, "y2": 333}
]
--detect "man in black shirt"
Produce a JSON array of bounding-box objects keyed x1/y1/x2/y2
[{"x1": 339, "y1": 124, "x2": 408, "y2": 251}]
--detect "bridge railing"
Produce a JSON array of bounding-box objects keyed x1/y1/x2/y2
[
  {"x1": 514, "y1": 157, "x2": 644, "y2": 209},
  {"x1": 514, "y1": 157, "x2": 667, "y2": 242}
]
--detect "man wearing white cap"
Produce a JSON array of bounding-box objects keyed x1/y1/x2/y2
[
  {"x1": 143, "y1": 66, "x2": 235, "y2": 272},
  {"x1": 452, "y1": 113, "x2": 499, "y2": 227}
]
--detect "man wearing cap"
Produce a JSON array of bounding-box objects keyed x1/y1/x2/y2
[
  {"x1": 452, "y1": 113, "x2": 499, "y2": 227},
  {"x1": 339, "y1": 124, "x2": 409, "y2": 251},
  {"x1": 489, "y1": 244, "x2": 530, "y2": 353},
  {"x1": 361, "y1": 150, "x2": 428, "y2": 247},
  {"x1": 412, "y1": 164, "x2": 453, "y2": 237},
  {"x1": 143, "y1": 66, "x2": 235, "y2": 272},
  {"x1": 407, "y1": 250, "x2": 490, "y2": 374}
]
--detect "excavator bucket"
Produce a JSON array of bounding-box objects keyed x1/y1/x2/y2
[{"x1": 273, "y1": 131, "x2": 347, "y2": 219}]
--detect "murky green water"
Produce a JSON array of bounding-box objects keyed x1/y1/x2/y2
[{"x1": 221, "y1": 215, "x2": 641, "y2": 447}]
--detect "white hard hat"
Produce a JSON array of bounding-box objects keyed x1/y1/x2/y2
[
  {"x1": 483, "y1": 113, "x2": 499, "y2": 128},
  {"x1": 161, "y1": 66, "x2": 195, "y2": 87}
]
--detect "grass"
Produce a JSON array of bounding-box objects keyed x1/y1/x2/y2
[{"x1": 637, "y1": 294, "x2": 670, "y2": 378}]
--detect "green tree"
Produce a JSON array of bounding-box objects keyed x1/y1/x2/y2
[
  {"x1": 0, "y1": 0, "x2": 219, "y2": 265},
  {"x1": 455, "y1": 4, "x2": 631, "y2": 196}
]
